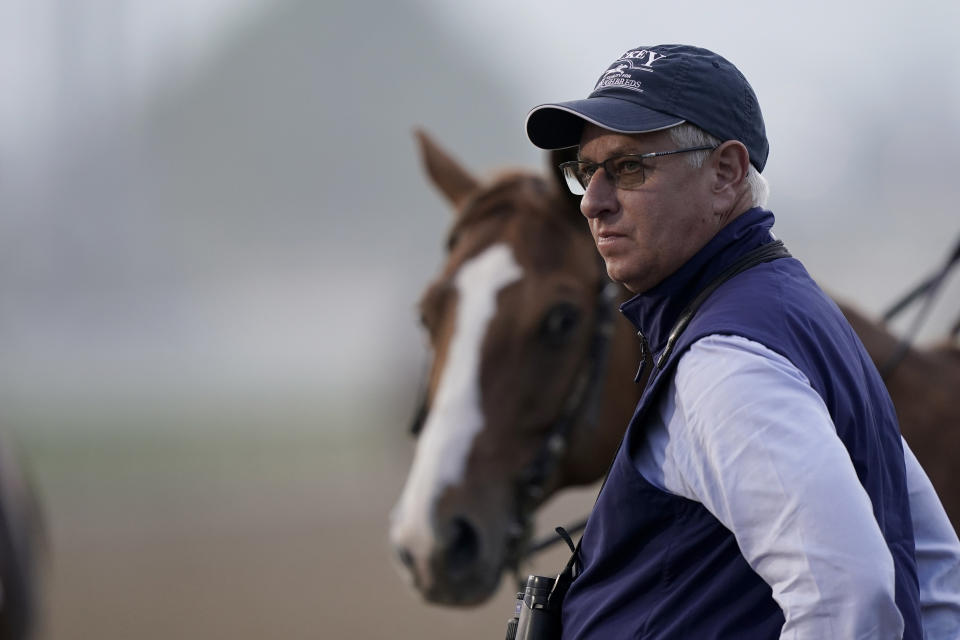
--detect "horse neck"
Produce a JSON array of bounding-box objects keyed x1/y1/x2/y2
[
  {"x1": 560, "y1": 286, "x2": 645, "y2": 487},
  {"x1": 839, "y1": 299, "x2": 960, "y2": 522}
]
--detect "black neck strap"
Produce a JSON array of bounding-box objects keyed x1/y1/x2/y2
[{"x1": 656, "y1": 240, "x2": 791, "y2": 370}]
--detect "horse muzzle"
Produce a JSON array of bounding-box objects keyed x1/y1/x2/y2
[{"x1": 389, "y1": 510, "x2": 506, "y2": 605}]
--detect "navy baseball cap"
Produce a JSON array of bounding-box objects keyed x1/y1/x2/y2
[{"x1": 526, "y1": 44, "x2": 769, "y2": 172}]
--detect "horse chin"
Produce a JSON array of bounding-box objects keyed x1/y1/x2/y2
[
  {"x1": 421, "y1": 520, "x2": 531, "y2": 605},
  {"x1": 391, "y1": 530, "x2": 513, "y2": 606},
  {"x1": 420, "y1": 566, "x2": 504, "y2": 606},
  {"x1": 420, "y1": 520, "x2": 534, "y2": 605}
]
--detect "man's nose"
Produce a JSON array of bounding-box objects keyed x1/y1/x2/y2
[{"x1": 580, "y1": 169, "x2": 617, "y2": 219}]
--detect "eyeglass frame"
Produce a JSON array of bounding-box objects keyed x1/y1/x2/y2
[{"x1": 558, "y1": 145, "x2": 717, "y2": 195}]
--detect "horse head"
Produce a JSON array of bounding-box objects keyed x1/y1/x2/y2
[{"x1": 388, "y1": 131, "x2": 639, "y2": 605}]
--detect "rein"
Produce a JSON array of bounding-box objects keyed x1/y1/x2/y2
[{"x1": 878, "y1": 232, "x2": 960, "y2": 379}]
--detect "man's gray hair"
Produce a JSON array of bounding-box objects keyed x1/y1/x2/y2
[{"x1": 668, "y1": 123, "x2": 769, "y2": 208}]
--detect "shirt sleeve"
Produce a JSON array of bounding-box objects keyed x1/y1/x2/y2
[
  {"x1": 901, "y1": 436, "x2": 960, "y2": 638},
  {"x1": 659, "y1": 334, "x2": 904, "y2": 639}
]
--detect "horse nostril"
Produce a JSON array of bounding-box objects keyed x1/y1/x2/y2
[
  {"x1": 445, "y1": 516, "x2": 481, "y2": 575},
  {"x1": 396, "y1": 546, "x2": 416, "y2": 572}
]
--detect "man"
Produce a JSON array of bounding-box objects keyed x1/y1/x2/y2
[{"x1": 525, "y1": 44, "x2": 960, "y2": 639}]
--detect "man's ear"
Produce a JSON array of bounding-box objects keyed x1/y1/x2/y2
[{"x1": 710, "y1": 140, "x2": 750, "y2": 210}]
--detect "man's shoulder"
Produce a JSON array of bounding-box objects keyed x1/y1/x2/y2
[
  {"x1": 673, "y1": 257, "x2": 859, "y2": 382},
  {"x1": 685, "y1": 257, "x2": 832, "y2": 337}
]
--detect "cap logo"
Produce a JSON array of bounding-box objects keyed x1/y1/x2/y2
[{"x1": 593, "y1": 49, "x2": 668, "y2": 94}]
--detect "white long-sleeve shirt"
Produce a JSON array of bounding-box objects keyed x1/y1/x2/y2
[{"x1": 635, "y1": 333, "x2": 960, "y2": 639}]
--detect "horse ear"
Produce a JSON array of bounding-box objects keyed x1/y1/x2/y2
[
  {"x1": 548, "y1": 146, "x2": 584, "y2": 225},
  {"x1": 414, "y1": 128, "x2": 480, "y2": 210}
]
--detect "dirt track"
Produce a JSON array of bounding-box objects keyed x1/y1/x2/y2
[{"x1": 25, "y1": 424, "x2": 596, "y2": 639}]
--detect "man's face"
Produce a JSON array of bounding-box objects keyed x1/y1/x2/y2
[{"x1": 578, "y1": 124, "x2": 719, "y2": 293}]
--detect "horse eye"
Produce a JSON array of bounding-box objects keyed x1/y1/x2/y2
[{"x1": 540, "y1": 302, "x2": 581, "y2": 346}]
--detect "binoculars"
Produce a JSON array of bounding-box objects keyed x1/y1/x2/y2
[{"x1": 504, "y1": 575, "x2": 561, "y2": 640}]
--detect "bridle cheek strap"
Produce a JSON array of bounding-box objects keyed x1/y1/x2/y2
[{"x1": 508, "y1": 280, "x2": 619, "y2": 562}]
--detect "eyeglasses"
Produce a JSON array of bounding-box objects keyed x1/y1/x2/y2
[{"x1": 559, "y1": 145, "x2": 716, "y2": 195}]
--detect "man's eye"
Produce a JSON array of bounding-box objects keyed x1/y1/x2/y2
[
  {"x1": 580, "y1": 164, "x2": 599, "y2": 181},
  {"x1": 612, "y1": 158, "x2": 643, "y2": 175}
]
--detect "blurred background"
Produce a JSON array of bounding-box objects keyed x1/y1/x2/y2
[{"x1": 1, "y1": 0, "x2": 959, "y2": 637}]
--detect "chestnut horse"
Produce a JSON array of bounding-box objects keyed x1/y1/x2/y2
[{"x1": 388, "y1": 130, "x2": 960, "y2": 606}]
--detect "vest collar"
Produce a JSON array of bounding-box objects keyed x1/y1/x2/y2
[{"x1": 619, "y1": 207, "x2": 776, "y2": 354}]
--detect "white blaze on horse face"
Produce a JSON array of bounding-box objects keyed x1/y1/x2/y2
[{"x1": 391, "y1": 243, "x2": 523, "y2": 571}]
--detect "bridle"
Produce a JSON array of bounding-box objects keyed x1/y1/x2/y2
[
  {"x1": 406, "y1": 275, "x2": 620, "y2": 569},
  {"x1": 505, "y1": 280, "x2": 619, "y2": 568}
]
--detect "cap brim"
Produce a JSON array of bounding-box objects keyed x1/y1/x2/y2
[{"x1": 526, "y1": 97, "x2": 684, "y2": 150}]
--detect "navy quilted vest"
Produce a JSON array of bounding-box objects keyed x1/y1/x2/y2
[{"x1": 560, "y1": 208, "x2": 921, "y2": 639}]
